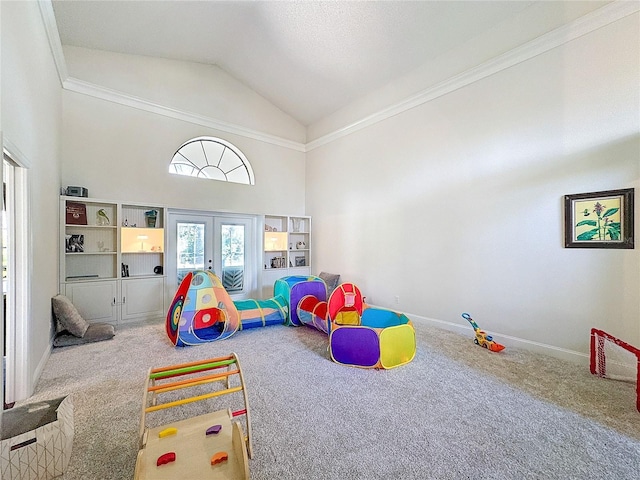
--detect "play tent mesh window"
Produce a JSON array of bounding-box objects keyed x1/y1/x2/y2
[{"x1": 169, "y1": 137, "x2": 255, "y2": 185}]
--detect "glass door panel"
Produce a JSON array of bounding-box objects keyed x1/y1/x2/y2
[
  {"x1": 177, "y1": 222, "x2": 206, "y2": 282},
  {"x1": 166, "y1": 214, "x2": 213, "y2": 299},
  {"x1": 220, "y1": 223, "x2": 245, "y2": 293},
  {"x1": 214, "y1": 216, "x2": 254, "y2": 298}
]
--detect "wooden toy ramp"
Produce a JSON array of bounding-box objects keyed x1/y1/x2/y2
[{"x1": 134, "y1": 354, "x2": 252, "y2": 480}]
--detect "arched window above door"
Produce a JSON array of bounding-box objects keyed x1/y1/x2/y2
[{"x1": 169, "y1": 137, "x2": 255, "y2": 185}]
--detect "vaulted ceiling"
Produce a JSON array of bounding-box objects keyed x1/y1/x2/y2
[{"x1": 51, "y1": 1, "x2": 611, "y2": 127}]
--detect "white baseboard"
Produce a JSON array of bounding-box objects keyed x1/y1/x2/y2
[
  {"x1": 31, "y1": 342, "x2": 53, "y2": 396},
  {"x1": 373, "y1": 307, "x2": 590, "y2": 366}
]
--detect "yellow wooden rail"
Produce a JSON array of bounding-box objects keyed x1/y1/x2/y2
[{"x1": 145, "y1": 386, "x2": 243, "y2": 413}]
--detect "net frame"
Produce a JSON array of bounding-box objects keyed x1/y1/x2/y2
[{"x1": 590, "y1": 328, "x2": 640, "y2": 412}]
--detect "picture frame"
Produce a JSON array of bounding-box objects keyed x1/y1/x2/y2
[
  {"x1": 65, "y1": 202, "x2": 87, "y2": 225},
  {"x1": 564, "y1": 188, "x2": 634, "y2": 249},
  {"x1": 65, "y1": 234, "x2": 85, "y2": 253},
  {"x1": 295, "y1": 256, "x2": 306, "y2": 267}
]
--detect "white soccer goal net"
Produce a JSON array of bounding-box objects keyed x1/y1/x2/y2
[{"x1": 590, "y1": 328, "x2": 640, "y2": 412}]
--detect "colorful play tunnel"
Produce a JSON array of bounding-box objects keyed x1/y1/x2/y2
[
  {"x1": 166, "y1": 271, "x2": 416, "y2": 370},
  {"x1": 166, "y1": 271, "x2": 288, "y2": 346},
  {"x1": 274, "y1": 275, "x2": 327, "y2": 326},
  {"x1": 293, "y1": 279, "x2": 416, "y2": 369},
  {"x1": 330, "y1": 310, "x2": 416, "y2": 369}
]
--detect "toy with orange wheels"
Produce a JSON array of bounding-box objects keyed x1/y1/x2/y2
[{"x1": 461, "y1": 313, "x2": 505, "y2": 353}]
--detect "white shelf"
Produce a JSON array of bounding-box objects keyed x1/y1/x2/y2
[
  {"x1": 65, "y1": 224, "x2": 116, "y2": 228},
  {"x1": 261, "y1": 214, "x2": 311, "y2": 296},
  {"x1": 65, "y1": 251, "x2": 116, "y2": 255},
  {"x1": 60, "y1": 197, "x2": 167, "y2": 324}
]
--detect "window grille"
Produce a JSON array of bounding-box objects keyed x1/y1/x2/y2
[{"x1": 169, "y1": 137, "x2": 254, "y2": 185}]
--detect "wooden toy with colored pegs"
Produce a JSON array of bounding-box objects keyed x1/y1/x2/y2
[{"x1": 133, "y1": 353, "x2": 252, "y2": 480}]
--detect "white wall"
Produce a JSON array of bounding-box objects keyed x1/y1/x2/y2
[
  {"x1": 306, "y1": 12, "x2": 640, "y2": 360},
  {"x1": 307, "y1": 1, "x2": 612, "y2": 142},
  {"x1": 1, "y1": 1, "x2": 62, "y2": 394},
  {"x1": 61, "y1": 90, "x2": 305, "y2": 215},
  {"x1": 63, "y1": 46, "x2": 306, "y2": 144},
  {"x1": 61, "y1": 48, "x2": 306, "y2": 215}
]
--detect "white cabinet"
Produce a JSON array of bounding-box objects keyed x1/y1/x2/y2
[
  {"x1": 64, "y1": 280, "x2": 119, "y2": 325},
  {"x1": 121, "y1": 277, "x2": 165, "y2": 322},
  {"x1": 261, "y1": 214, "x2": 311, "y2": 297},
  {"x1": 60, "y1": 197, "x2": 166, "y2": 325}
]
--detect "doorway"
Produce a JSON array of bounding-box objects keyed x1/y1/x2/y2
[
  {"x1": 166, "y1": 211, "x2": 258, "y2": 304},
  {"x1": 3, "y1": 152, "x2": 29, "y2": 407}
]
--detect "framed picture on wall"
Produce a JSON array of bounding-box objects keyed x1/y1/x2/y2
[{"x1": 564, "y1": 188, "x2": 634, "y2": 249}]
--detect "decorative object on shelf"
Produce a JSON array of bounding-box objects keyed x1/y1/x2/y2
[
  {"x1": 65, "y1": 185, "x2": 88, "y2": 197},
  {"x1": 265, "y1": 225, "x2": 277, "y2": 232},
  {"x1": 96, "y1": 208, "x2": 110, "y2": 226},
  {"x1": 291, "y1": 217, "x2": 301, "y2": 233},
  {"x1": 295, "y1": 256, "x2": 306, "y2": 267},
  {"x1": 296, "y1": 241, "x2": 306, "y2": 249},
  {"x1": 65, "y1": 235, "x2": 84, "y2": 253},
  {"x1": 137, "y1": 235, "x2": 148, "y2": 251},
  {"x1": 144, "y1": 210, "x2": 158, "y2": 228},
  {"x1": 121, "y1": 263, "x2": 130, "y2": 277},
  {"x1": 264, "y1": 232, "x2": 287, "y2": 251},
  {"x1": 270, "y1": 257, "x2": 286, "y2": 269},
  {"x1": 65, "y1": 202, "x2": 87, "y2": 225},
  {"x1": 564, "y1": 188, "x2": 634, "y2": 249},
  {"x1": 154, "y1": 266, "x2": 163, "y2": 274}
]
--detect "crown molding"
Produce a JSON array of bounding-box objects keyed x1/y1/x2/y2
[
  {"x1": 38, "y1": 1, "x2": 306, "y2": 152},
  {"x1": 39, "y1": 0, "x2": 638, "y2": 154},
  {"x1": 305, "y1": 0, "x2": 640, "y2": 151},
  {"x1": 63, "y1": 78, "x2": 307, "y2": 152},
  {"x1": 38, "y1": 0, "x2": 68, "y2": 86}
]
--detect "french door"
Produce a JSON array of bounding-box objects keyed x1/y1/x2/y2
[{"x1": 166, "y1": 211, "x2": 257, "y2": 303}]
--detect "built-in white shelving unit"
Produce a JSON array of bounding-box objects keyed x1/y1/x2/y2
[
  {"x1": 60, "y1": 196, "x2": 166, "y2": 324},
  {"x1": 261, "y1": 214, "x2": 311, "y2": 297}
]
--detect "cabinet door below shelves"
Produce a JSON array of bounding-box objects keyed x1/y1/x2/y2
[
  {"x1": 64, "y1": 280, "x2": 118, "y2": 324},
  {"x1": 261, "y1": 269, "x2": 284, "y2": 299},
  {"x1": 121, "y1": 277, "x2": 165, "y2": 322}
]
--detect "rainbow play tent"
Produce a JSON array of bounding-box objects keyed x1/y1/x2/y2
[{"x1": 166, "y1": 271, "x2": 288, "y2": 346}]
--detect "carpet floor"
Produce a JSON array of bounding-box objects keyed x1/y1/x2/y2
[{"x1": 20, "y1": 319, "x2": 640, "y2": 479}]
